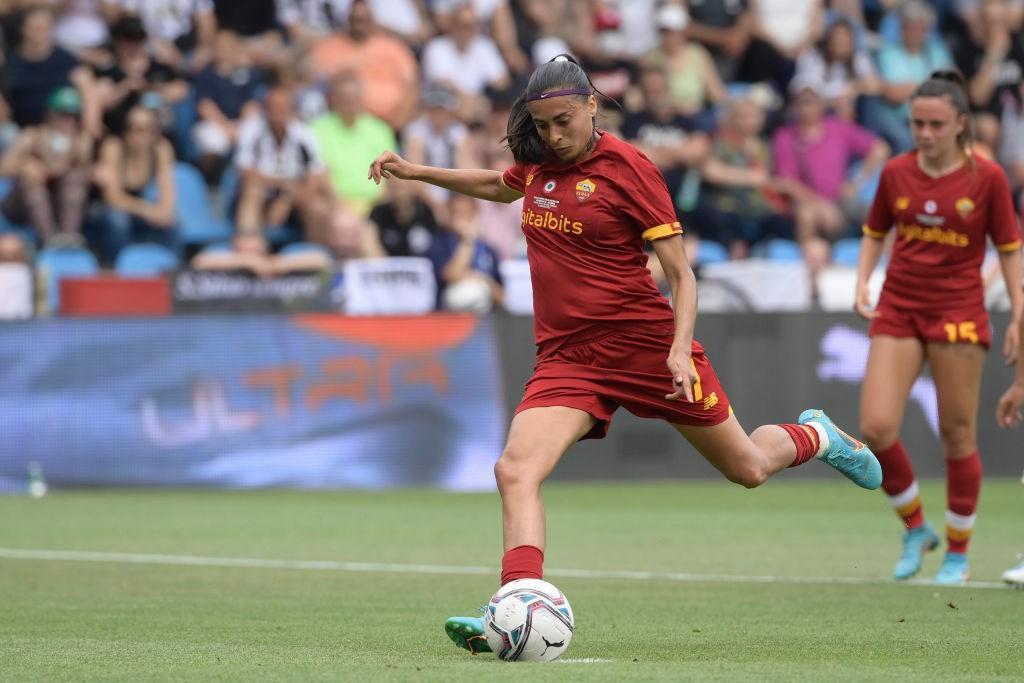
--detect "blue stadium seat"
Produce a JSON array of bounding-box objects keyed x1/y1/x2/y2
[
  {"x1": 753, "y1": 238, "x2": 803, "y2": 262},
  {"x1": 174, "y1": 162, "x2": 233, "y2": 246},
  {"x1": 832, "y1": 238, "x2": 861, "y2": 267},
  {"x1": 279, "y1": 241, "x2": 331, "y2": 257},
  {"x1": 115, "y1": 243, "x2": 180, "y2": 276},
  {"x1": 696, "y1": 240, "x2": 729, "y2": 265},
  {"x1": 36, "y1": 246, "x2": 99, "y2": 313}
]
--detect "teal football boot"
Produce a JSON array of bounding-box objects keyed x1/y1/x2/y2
[
  {"x1": 444, "y1": 615, "x2": 491, "y2": 655},
  {"x1": 893, "y1": 523, "x2": 940, "y2": 580},
  {"x1": 799, "y1": 409, "x2": 882, "y2": 490},
  {"x1": 934, "y1": 551, "x2": 970, "y2": 585}
]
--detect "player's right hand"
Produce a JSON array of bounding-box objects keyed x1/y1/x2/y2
[
  {"x1": 997, "y1": 382, "x2": 1024, "y2": 429},
  {"x1": 853, "y1": 281, "x2": 878, "y2": 320},
  {"x1": 368, "y1": 151, "x2": 414, "y2": 185}
]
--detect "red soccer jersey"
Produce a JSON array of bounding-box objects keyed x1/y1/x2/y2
[
  {"x1": 501, "y1": 132, "x2": 683, "y2": 355},
  {"x1": 863, "y1": 152, "x2": 1022, "y2": 310}
]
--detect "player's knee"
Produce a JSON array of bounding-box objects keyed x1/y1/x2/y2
[
  {"x1": 938, "y1": 421, "x2": 974, "y2": 458},
  {"x1": 725, "y1": 463, "x2": 768, "y2": 489},
  {"x1": 859, "y1": 418, "x2": 897, "y2": 450},
  {"x1": 493, "y1": 451, "x2": 534, "y2": 492}
]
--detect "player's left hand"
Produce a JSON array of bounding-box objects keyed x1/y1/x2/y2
[
  {"x1": 1003, "y1": 321, "x2": 1019, "y2": 366},
  {"x1": 997, "y1": 382, "x2": 1024, "y2": 428},
  {"x1": 665, "y1": 346, "x2": 696, "y2": 402}
]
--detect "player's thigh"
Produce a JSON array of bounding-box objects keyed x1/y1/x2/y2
[
  {"x1": 671, "y1": 414, "x2": 763, "y2": 482},
  {"x1": 926, "y1": 342, "x2": 985, "y2": 455},
  {"x1": 498, "y1": 406, "x2": 597, "y2": 483},
  {"x1": 860, "y1": 335, "x2": 925, "y2": 445}
]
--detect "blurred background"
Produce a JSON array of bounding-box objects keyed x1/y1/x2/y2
[{"x1": 0, "y1": 0, "x2": 1021, "y2": 492}]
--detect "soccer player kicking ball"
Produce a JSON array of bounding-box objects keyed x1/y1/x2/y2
[
  {"x1": 368, "y1": 55, "x2": 882, "y2": 656},
  {"x1": 997, "y1": 312, "x2": 1024, "y2": 587},
  {"x1": 855, "y1": 71, "x2": 1023, "y2": 584}
]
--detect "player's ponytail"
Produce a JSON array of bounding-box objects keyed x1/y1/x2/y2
[
  {"x1": 912, "y1": 70, "x2": 973, "y2": 155},
  {"x1": 504, "y1": 54, "x2": 609, "y2": 164}
]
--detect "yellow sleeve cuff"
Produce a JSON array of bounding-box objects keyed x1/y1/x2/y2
[
  {"x1": 642, "y1": 222, "x2": 683, "y2": 241},
  {"x1": 996, "y1": 240, "x2": 1022, "y2": 253},
  {"x1": 862, "y1": 224, "x2": 887, "y2": 240}
]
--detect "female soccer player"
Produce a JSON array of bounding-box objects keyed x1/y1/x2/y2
[
  {"x1": 369, "y1": 55, "x2": 881, "y2": 655},
  {"x1": 855, "y1": 71, "x2": 1023, "y2": 584}
]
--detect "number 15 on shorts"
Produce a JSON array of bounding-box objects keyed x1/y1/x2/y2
[{"x1": 944, "y1": 321, "x2": 979, "y2": 344}]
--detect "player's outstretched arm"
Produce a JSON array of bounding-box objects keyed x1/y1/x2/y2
[
  {"x1": 996, "y1": 248, "x2": 1023, "y2": 365},
  {"x1": 367, "y1": 151, "x2": 522, "y2": 203},
  {"x1": 652, "y1": 235, "x2": 698, "y2": 403}
]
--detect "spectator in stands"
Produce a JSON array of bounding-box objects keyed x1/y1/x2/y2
[
  {"x1": 621, "y1": 66, "x2": 710, "y2": 212},
  {"x1": 433, "y1": 0, "x2": 529, "y2": 74},
  {"x1": 310, "y1": 0, "x2": 420, "y2": 129},
  {"x1": 311, "y1": 72, "x2": 396, "y2": 215},
  {"x1": 104, "y1": 0, "x2": 217, "y2": 71},
  {"x1": 793, "y1": 17, "x2": 880, "y2": 121},
  {"x1": 191, "y1": 228, "x2": 333, "y2": 276},
  {"x1": 701, "y1": 92, "x2": 794, "y2": 258},
  {"x1": 421, "y1": 4, "x2": 510, "y2": 120},
  {"x1": 954, "y1": 0, "x2": 1024, "y2": 151},
  {"x1": 772, "y1": 75, "x2": 889, "y2": 286},
  {"x1": 92, "y1": 105, "x2": 177, "y2": 261},
  {"x1": 51, "y1": 0, "x2": 110, "y2": 63},
  {"x1": 235, "y1": 86, "x2": 332, "y2": 243},
  {"x1": 748, "y1": 0, "x2": 824, "y2": 87},
  {"x1": 644, "y1": 3, "x2": 725, "y2": 120},
  {"x1": 324, "y1": 202, "x2": 385, "y2": 260},
  {"x1": 95, "y1": 15, "x2": 189, "y2": 137},
  {"x1": 5, "y1": 6, "x2": 100, "y2": 136},
  {"x1": 403, "y1": 82, "x2": 476, "y2": 208},
  {"x1": 427, "y1": 193, "x2": 503, "y2": 313},
  {"x1": 0, "y1": 232, "x2": 28, "y2": 263},
  {"x1": 369, "y1": 177, "x2": 439, "y2": 258},
  {"x1": 278, "y1": 0, "x2": 348, "y2": 45},
  {"x1": 684, "y1": 0, "x2": 757, "y2": 80},
  {"x1": 211, "y1": 0, "x2": 283, "y2": 67},
  {"x1": 871, "y1": 0, "x2": 953, "y2": 152},
  {"x1": 516, "y1": 0, "x2": 589, "y2": 66},
  {"x1": 191, "y1": 29, "x2": 264, "y2": 185},
  {"x1": 0, "y1": 87, "x2": 92, "y2": 243},
  {"x1": 956, "y1": 0, "x2": 1024, "y2": 33}
]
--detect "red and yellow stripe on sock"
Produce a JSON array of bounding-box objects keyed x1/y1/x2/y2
[
  {"x1": 945, "y1": 510, "x2": 976, "y2": 554},
  {"x1": 887, "y1": 481, "x2": 925, "y2": 529}
]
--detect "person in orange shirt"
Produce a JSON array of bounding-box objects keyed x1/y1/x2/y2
[{"x1": 310, "y1": 0, "x2": 419, "y2": 130}]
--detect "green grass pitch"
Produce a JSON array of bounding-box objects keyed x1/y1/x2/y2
[{"x1": 1, "y1": 479, "x2": 1022, "y2": 681}]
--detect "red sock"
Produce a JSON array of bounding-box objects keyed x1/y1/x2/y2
[
  {"x1": 501, "y1": 545, "x2": 544, "y2": 585},
  {"x1": 780, "y1": 424, "x2": 820, "y2": 467},
  {"x1": 946, "y1": 452, "x2": 982, "y2": 553},
  {"x1": 875, "y1": 440, "x2": 924, "y2": 529}
]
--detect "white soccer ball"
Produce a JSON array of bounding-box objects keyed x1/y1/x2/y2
[{"x1": 484, "y1": 579, "x2": 574, "y2": 662}]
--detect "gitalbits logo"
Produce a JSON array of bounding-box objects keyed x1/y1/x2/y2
[{"x1": 522, "y1": 207, "x2": 583, "y2": 235}]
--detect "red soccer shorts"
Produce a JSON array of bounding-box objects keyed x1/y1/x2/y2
[
  {"x1": 869, "y1": 301, "x2": 992, "y2": 349},
  {"x1": 515, "y1": 329, "x2": 733, "y2": 439}
]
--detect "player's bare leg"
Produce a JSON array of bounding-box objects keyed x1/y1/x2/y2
[
  {"x1": 673, "y1": 411, "x2": 881, "y2": 489},
  {"x1": 859, "y1": 335, "x2": 938, "y2": 578},
  {"x1": 927, "y1": 342, "x2": 985, "y2": 584},
  {"x1": 446, "y1": 406, "x2": 595, "y2": 654}
]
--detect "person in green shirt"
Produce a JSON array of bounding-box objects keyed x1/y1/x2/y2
[{"x1": 311, "y1": 73, "x2": 397, "y2": 215}]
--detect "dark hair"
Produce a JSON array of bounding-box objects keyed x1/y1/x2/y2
[
  {"x1": 504, "y1": 54, "x2": 604, "y2": 164},
  {"x1": 911, "y1": 70, "x2": 972, "y2": 151},
  {"x1": 818, "y1": 18, "x2": 856, "y2": 75}
]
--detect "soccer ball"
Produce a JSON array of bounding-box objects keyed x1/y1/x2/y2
[{"x1": 484, "y1": 579, "x2": 574, "y2": 662}]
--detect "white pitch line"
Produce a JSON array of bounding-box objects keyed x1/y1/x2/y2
[
  {"x1": 0, "y1": 548, "x2": 1009, "y2": 590},
  {"x1": 557, "y1": 658, "x2": 613, "y2": 664}
]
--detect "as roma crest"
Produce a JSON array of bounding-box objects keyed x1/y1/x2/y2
[
  {"x1": 955, "y1": 197, "x2": 975, "y2": 218},
  {"x1": 575, "y1": 178, "x2": 596, "y2": 201}
]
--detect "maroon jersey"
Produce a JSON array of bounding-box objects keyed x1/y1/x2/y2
[
  {"x1": 863, "y1": 152, "x2": 1021, "y2": 310},
  {"x1": 501, "y1": 132, "x2": 683, "y2": 356}
]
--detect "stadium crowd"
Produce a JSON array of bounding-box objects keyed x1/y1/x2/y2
[{"x1": 0, "y1": 0, "x2": 1021, "y2": 313}]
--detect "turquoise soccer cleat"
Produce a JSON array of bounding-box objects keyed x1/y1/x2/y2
[
  {"x1": 893, "y1": 524, "x2": 940, "y2": 580},
  {"x1": 444, "y1": 615, "x2": 491, "y2": 655},
  {"x1": 799, "y1": 409, "x2": 883, "y2": 490},
  {"x1": 934, "y1": 552, "x2": 970, "y2": 585}
]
